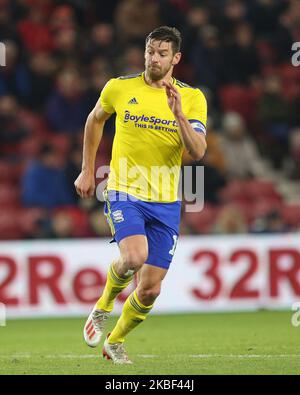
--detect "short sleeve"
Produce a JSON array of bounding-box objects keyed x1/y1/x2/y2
[
  {"x1": 99, "y1": 78, "x2": 117, "y2": 114},
  {"x1": 187, "y1": 89, "x2": 207, "y2": 135}
]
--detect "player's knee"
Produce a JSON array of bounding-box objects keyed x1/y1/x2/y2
[
  {"x1": 137, "y1": 285, "x2": 161, "y2": 305},
  {"x1": 123, "y1": 249, "x2": 147, "y2": 272}
]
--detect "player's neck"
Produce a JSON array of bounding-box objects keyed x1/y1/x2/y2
[{"x1": 143, "y1": 71, "x2": 173, "y2": 89}]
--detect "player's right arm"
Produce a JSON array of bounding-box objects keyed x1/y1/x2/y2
[{"x1": 74, "y1": 98, "x2": 111, "y2": 198}]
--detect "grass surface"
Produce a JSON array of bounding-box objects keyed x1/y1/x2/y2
[{"x1": 0, "y1": 311, "x2": 299, "y2": 375}]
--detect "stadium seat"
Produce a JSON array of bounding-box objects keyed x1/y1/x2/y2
[
  {"x1": 184, "y1": 204, "x2": 219, "y2": 234},
  {"x1": 19, "y1": 110, "x2": 49, "y2": 137},
  {"x1": 0, "y1": 162, "x2": 21, "y2": 182},
  {"x1": 95, "y1": 153, "x2": 112, "y2": 172},
  {"x1": 218, "y1": 180, "x2": 283, "y2": 224},
  {"x1": 0, "y1": 183, "x2": 20, "y2": 208},
  {"x1": 278, "y1": 63, "x2": 300, "y2": 101},
  {"x1": 97, "y1": 135, "x2": 113, "y2": 157},
  {"x1": 278, "y1": 63, "x2": 300, "y2": 85},
  {"x1": 0, "y1": 208, "x2": 24, "y2": 239},
  {"x1": 243, "y1": 179, "x2": 282, "y2": 201},
  {"x1": 19, "y1": 136, "x2": 42, "y2": 157},
  {"x1": 281, "y1": 204, "x2": 300, "y2": 228},
  {"x1": 219, "y1": 85, "x2": 257, "y2": 123},
  {"x1": 218, "y1": 180, "x2": 248, "y2": 203}
]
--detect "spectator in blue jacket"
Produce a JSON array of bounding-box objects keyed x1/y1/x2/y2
[
  {"x1": 45, "y1": 68, "x2": 91, "y2": 134},
  {"x1": 22, "y1": 144, "x2": 76, "y2": 209}
]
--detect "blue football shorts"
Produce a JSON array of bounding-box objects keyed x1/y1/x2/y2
[{"x1": 103, "y1": 189, "x2": 181, "y2": 270}]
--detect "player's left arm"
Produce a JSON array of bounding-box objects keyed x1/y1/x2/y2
[{"x1": 163, "y1": 81, "x2": 207, "y2": 161}]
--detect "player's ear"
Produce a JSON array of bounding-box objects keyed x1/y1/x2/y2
[{"x1": 172, "y1": 52, "x2": 181, "y2": 66}]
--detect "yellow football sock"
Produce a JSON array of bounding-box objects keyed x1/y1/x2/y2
[
  {"x1": 108, "y1": 290, "x2": 153, "y2": 344},
  {"x1": 96, "y1": 262, "x2": 133, "y2": 312}
]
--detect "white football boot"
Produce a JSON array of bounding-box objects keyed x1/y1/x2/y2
[
  {"x1": 83, "y1": 307, "x2": 109, "y2": 348},
  {"x1": 102, "y1": 333, "x2": 133, "y2": 364}
]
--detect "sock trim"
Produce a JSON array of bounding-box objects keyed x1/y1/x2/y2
[
  {"x1": 109, "y1": 264, "x2": 132, "y2": 286},
  {"x1": 130, "y1": 292, "x2": 153, "y2": 314},
  {"x1": 133, "y1": 290, "x2": 153, "y2": 309}
]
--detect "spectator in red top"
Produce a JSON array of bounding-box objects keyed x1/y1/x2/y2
[{"x1": 18, "y1": 7, "x2": 54, "y2": 53}]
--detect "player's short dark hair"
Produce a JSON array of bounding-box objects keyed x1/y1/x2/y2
[{"x1": 146, "y1": 26, "x2": 182, "y2": 54}]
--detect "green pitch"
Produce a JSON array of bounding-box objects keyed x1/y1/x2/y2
[{"x1": 0, "y1": 311, "x2": 299, "y2": 375}]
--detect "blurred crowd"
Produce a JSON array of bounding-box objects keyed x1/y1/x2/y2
[{"x1": 1, "y1": 0, "x2": 300, "y2": 240}]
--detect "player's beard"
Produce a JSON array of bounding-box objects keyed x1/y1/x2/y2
[{"x1": 146, "y1": 62, "x2": 172, "y2": 81}]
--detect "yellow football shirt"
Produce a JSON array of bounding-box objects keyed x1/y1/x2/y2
[{"x1": 100, "y1": 72, "x2": 207, "y2": 202}]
